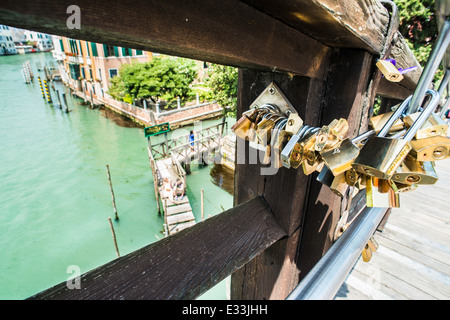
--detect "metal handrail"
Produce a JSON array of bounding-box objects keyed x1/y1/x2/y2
[{"x1": 286, "y1": 206, "x2": 387, "y2": 300}]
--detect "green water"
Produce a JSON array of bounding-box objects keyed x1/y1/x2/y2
[{"x1": 0, "y1": 52, "x2": 234, "y2": 299}]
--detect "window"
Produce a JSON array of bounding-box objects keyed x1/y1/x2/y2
[
  {"x1": 109, "y1": 69, "x2": 118, "y2": 79},
  {"x1": 98, "y1": 68, "x2": 102, "y2": 81},
  {"x1": 90, "y1": 42, "x2": 98, "y2": 57},
  {"x1": 136, "y1": 49, "x2": 143, "y2": 56},
  {"x1": 122, "y1": 47, "x2": 132, "y2": 56},
  {"x1": 103, "y1": 45, "x2": 119, "y2": 57}
]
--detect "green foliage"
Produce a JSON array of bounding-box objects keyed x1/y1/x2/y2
[
  {"x1": 205, "y1": 64, "x2": 238, "y2": 116},
  {"x1": 107, "y1": 57, "x2": 198, "y2": 104},
  {"x1": 394, "y1": 0, "x2": 441, "y2": 71}
]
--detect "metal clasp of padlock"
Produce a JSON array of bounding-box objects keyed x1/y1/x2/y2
[{"x1": 352, "y1": 90, "x2": 440, "y2": 180}]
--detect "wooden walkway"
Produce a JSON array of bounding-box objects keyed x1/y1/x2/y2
[
  {"x1": 335, "y1": 158, "x2": 450, "y2": 300},
  {"x1": 155, "y1": 157, "x2": 196, "y2": 236}
]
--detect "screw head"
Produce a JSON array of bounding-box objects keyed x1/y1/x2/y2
[{"x1": 268, "y1": 86, "x2": 276, "y2": 95}]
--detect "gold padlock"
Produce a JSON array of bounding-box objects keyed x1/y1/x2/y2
[
  {"x1": 366, "y1": 176, "x2": 400, "y2": 208},
  {"x1": 376, "y1": 59, "x2": 404, "y2": 82},
  {"x1": 353, "y1": 91, "x2": 439, "y2": 180},
  {"x1": 403, "y1": 112, "x2": 449, "y2": 139},
  {"x1": 290, "y1": 130, "x2": 319, "y2": 169},
  {"x1": 315, "y1": 118, "x2": 349, "y2": 152},
  {"x1": 362, "y1": 236, "x2": 379, "y2": 262},
  {"x1": 391, "y1": 154, "x2": 439, "y2": 185},
  {"x1": 409, "y1": 135, "x2": 450, "y2": 161},
  {"x1": 330, "y1": 173, "x2": 349, "y2": 198},
  {"x1": 369, "y1": 110, "x2": 405, "y2": 134}
]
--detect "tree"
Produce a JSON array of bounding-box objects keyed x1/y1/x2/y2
[
  {"x1": 394, "y1": 0, "x2": 442, "y2": 80},
  {"x1": 108, "y1": 57, "x2": 198, "y2": 105},
  {"x1": 205, "y1": 64, "x2": 238, "y2": 116}
]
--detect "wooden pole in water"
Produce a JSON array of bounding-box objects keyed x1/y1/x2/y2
[
  {"x1": 108, "y1": 217, "x2": 120, "y2": 257},
  {"x1": 62, "y1": 93, "x2": 69, "y2": 113},
  {"x1": 201, "y1": 188, "x2": 204, "y2": 221},
  {"x1": 56, "y1": 89, "x2": 63, "y2": 110},
  {"x1": 90, "y1": 90, "x2": 94, "y2": 109},
  {"x1": 106, "y1": 164, "x2": 119, "y2": 221}
]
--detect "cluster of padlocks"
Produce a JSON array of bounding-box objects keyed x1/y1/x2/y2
[{"x1": 231, "y1": 82, "x2": 449, "y2": 209}]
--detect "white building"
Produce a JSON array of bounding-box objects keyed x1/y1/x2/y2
[
  {"x1": 0, "y1": 25, "x2": 17, "y2": 55},
  {"x1": 22, "y1": 30, "x2": 54, "y2": 52}
]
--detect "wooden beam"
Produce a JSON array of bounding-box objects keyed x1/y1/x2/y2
[
  {"x1": 28, "y1": 196, "x2": 286, "y2": 300},
  {"x1": 296, "y1": 48, "x2": 377, "y2": 281},
  {"x1": 231, "y1": 69, "x2": 326, "y2": 300},
  {"x1": 241, "y1": 0, "x2": 422, "y2": 91},
  {"x1": 0, "y1": 0, "x2": 330, "y2": 79},
  {"x1": 231, "y1": 48, "x2": 380, "y2": 300}
]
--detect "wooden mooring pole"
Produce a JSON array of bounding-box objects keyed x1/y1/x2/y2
[
  {"x1": 108, "y1": 217, "x2": 120, "y2": 257},
  {"x1": 201, "y1": 188, "x2": 204, "y2": 221},
  {"x1": 106, "y1": 164, "x2": 119, "y2": 221}
]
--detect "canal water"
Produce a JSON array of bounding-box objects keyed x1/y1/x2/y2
[{"x1": 0, "y1": 52, "x2": 235, "y2": 300}]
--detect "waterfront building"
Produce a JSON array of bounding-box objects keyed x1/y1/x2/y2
[
  {"x1": 22, "y1": 30, "x2": 54, "y2": 52},
  {"x1": 0, "y1": 25, "x2": 18, "y2": 55},
  {"x1": 51, "y1": 35, "x2": 152, "y2": 96}
]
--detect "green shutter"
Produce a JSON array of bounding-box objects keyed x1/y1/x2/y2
[
  {"x1": 136, "y1": 49, "x2": 143, "y2": 55},
  {"x1": 103, "y1": 44, "x2": 108, "y2": 57},
  {"x1": 113, "y1": 46, "x2": 119, "y2": 57},
  {"x1": 91, "y1": 42, "x2": 98, "y2": 57}
]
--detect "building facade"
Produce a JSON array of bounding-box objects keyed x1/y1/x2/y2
[
  {"x1": 0, "y1": 25, "x2": 18, "y2": 55},
  {"x1": 22, "y1": 30, "x2": 54, "y2": 52},
  {"x1": 52, "y1": 36, "x2": 152, "y2": 96}
]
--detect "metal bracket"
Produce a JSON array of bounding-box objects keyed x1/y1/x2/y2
[{"x1": 249, "y1": 82, "x2": 298, "y2": 117}]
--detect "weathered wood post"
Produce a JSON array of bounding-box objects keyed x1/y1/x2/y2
[
  {"x1": 201, "y1": 188, "x2": 204, "y2": 221},
  {"x1": 231, "y1": 47, "x2": 380, "y2": 300},
  {"x1": 108, "y1": 217, "x2": 120, "y2": 257},
  {"x1": 106, "y1": 164, "x2": 119, "y2": 221}
]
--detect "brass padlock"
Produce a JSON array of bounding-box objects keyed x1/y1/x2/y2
[
  {"x1": 403, "y1": 112, "x2": 448, "y2": 139},
  {"x1": 366, "y1": 176, "x2": 400, "y2": 208},
  {"x1": 369, "y1": 110, "x2": 405, "y2": 134},
  {"x1": 256, "y1": 114, "x2": 279, "y2": 146},
  {"x1": 409, "y1": 135, "x2": 450, "y2": 161},
  {"x1": 231, "y1": 110, "x2": 256, "y2": 140},
  {"x1": 320, "y1": 129, "x2": 376, "y2": 176},
  {"x1": 290, "y1": 128, "x2": 320, "y2": 169},
  {"x1": 391, "y1": 154, "x2": 438, "y2": 185},
  {"x1": 376, "y1": 59, "x2": 404, "y2": 82},
  {"x1": 263, "y1": 118, "x2": 287, "y2": 165},
  {"x1": 315, "y1": 118, "x2": 349, "y2": 152},
  {"x1": 362, "y1": 236, "x2": 379, "y2": 262},
  {"x1": 353, "y1": 91, "x2": 439, "y2": 180},
  {"x1": 330, "y1": 173, "x2": 349, "y2": 198},
  {"x1": 280, "y1": 125, "x2": 317, "y2": 169}
]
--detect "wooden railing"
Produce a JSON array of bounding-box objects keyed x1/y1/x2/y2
[
  {"x1": 0, "y1": 0, "x2": 423, "y2": 300},
  {"x1": 29, "y1": 196, "x2": 286, "y2": 300}
]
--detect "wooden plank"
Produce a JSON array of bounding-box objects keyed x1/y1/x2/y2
[
  {"x1": 349, "y1": 261, "x2": 437, "y2": 300},
  {"x1": 166, "y1": 212, "x2": 195, "y2": 225},
  {"x1": 0, "y1": 0, "x2": 330, "y2": 79},
  {"x1": 168, "y1": 221, "x2": 196, "y2": 235},
  {"x1": 376, "y1": 233, "x2": 450, "y2": 277},
  {"x1": 165, "y1": 197, "x2": 190, "y2": 207},
  {"x1": 29, "y1": 196, "x2": 286, "y2": 300},
  {"x1": 241, "y1": 0, "x2": 422, "y2": 91},
  {"x1": 166, "y1": 203, "x2": 192, "y2": 216}
]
